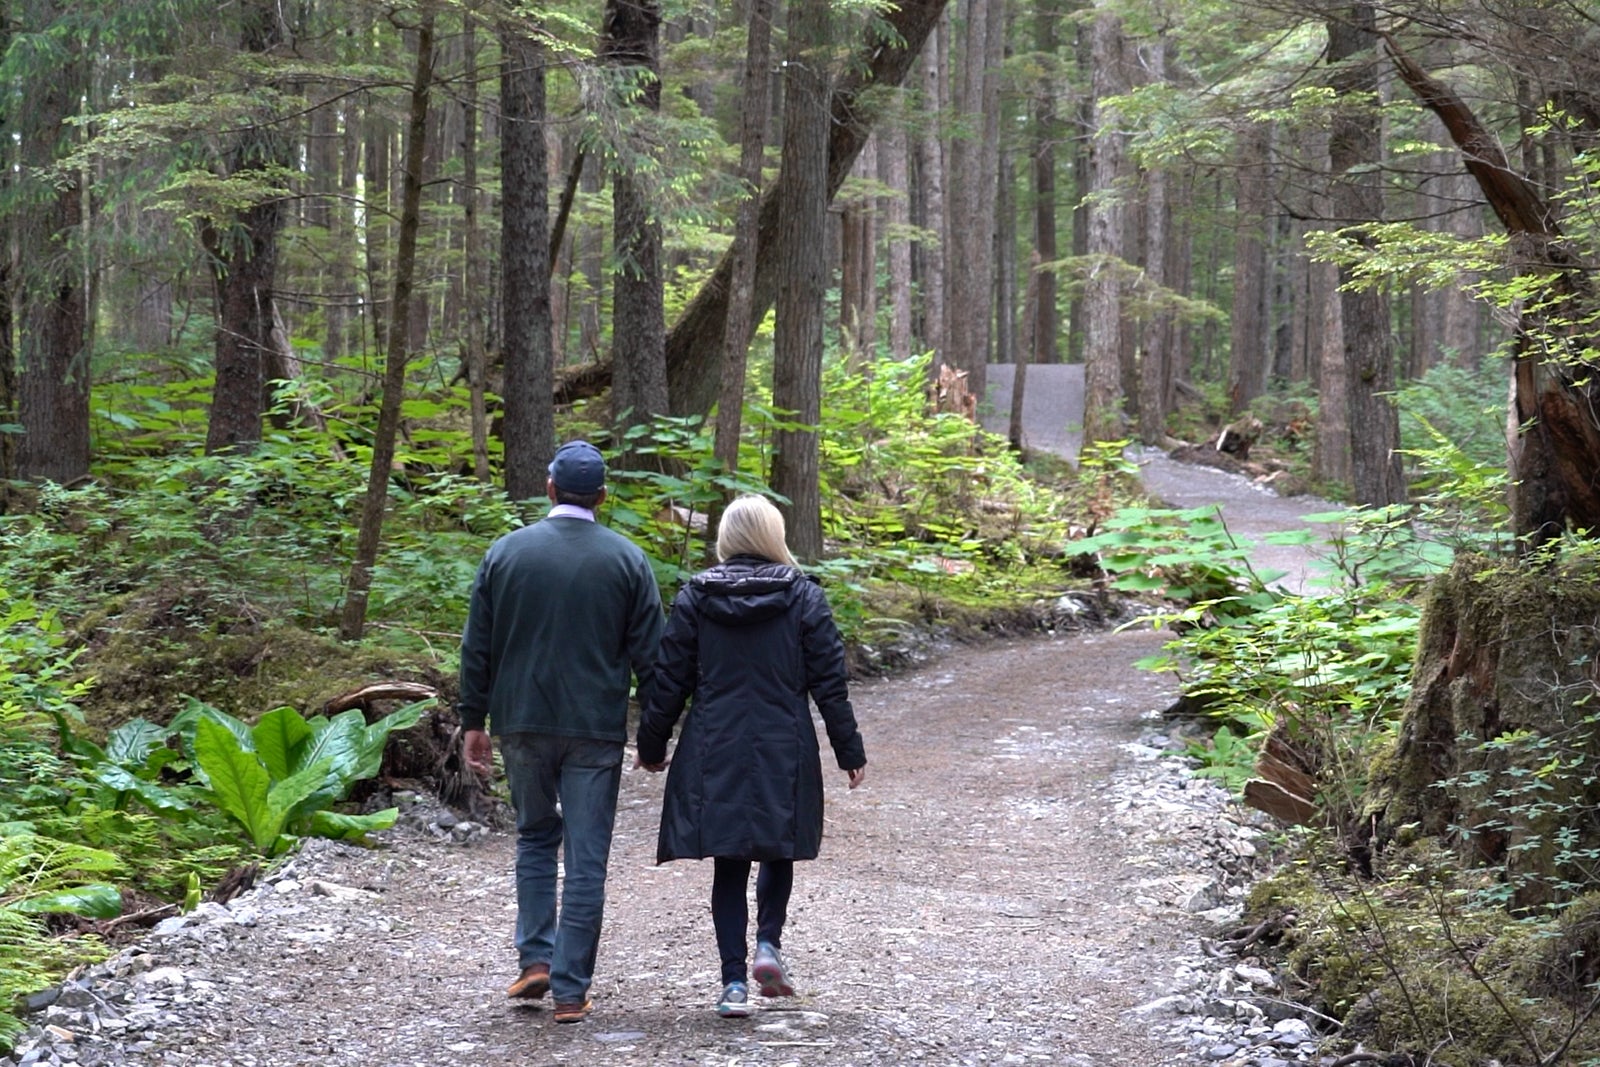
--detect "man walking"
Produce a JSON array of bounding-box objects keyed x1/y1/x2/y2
[{"x1": 458, "y1": 440, "x2": 664, "y2": 1023}]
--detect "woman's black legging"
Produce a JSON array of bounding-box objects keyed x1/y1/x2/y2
[{"x1": 711, "y1": 857, "x2": 794, "y2": 985}]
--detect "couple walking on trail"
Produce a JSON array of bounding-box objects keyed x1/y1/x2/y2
[{"x1": 457, "y1": 440, "x2": 868, "y2": 1022}]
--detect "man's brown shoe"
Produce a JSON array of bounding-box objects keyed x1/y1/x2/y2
[
  {"x1": 553, "y1": 998, "x2": 593, "y2": 1024},
  {"x1": 507, "y1": 963, "x2": 550, "y2": 1000}
]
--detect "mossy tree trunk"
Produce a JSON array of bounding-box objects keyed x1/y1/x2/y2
[{"x1": 1364, "y1": 555, "x2": 1600, "y2": 908}]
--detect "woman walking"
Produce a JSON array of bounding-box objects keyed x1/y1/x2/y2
[{"x1": 636, "y1": 494, "x2": 867, "y2": 1018}]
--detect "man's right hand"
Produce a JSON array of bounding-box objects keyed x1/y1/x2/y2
[
  {"x1": 463, "y1": 728, "x2": 494, "y2": 776},
  {"x1": 633, "y1": 753, "x2": 668, "y2": 772}
]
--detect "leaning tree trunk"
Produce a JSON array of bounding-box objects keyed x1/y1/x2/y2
[
  {"x1": 339, "y1": 12, "x2": 434, "y2": 642},
  {"x1": 707, "y1": 0, "x2": 776, "y2": 558},
  {"x1": 664, "y1": 0, "x2": 950, "y2": 416},
  {"x1": 1384, "y1": 36, "x2": 1600, "y2": 544}
]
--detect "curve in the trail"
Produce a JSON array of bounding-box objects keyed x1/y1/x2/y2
[{"x1": 985, "y1": 362, "x2": 1342, "y2": 593}]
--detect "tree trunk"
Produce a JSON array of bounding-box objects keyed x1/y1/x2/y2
[
  {"x1": 770, "y1": 0, "x2": 831, "y2": 562},
  {"x1": 943, "y1": 0, "x2": 1003, "y2": 402},
  {"x1": 204, "y1": 0, "x2": 285, "y2": 456},
  {"x1": 664, "y1": 0, "x2": 950, "y2": 416},
  {"x1": 499, "y1": 22, "x2": 555, "y2": 500},
  {"x1": 1031, "y1": 0, "x2": 1060, "y2": 366},
  {"x1": 1311, "y1": 256, "x2": 1351, "y2": 484},
  {"x1": 994, "y1": 130, "x2": 1017, "y2": 368},
  {"x1": 15, "y1": 26, "x2": 89, "y2": 485},
  {"x1": 1329, "y1": 5, "x2": 1406, "y2": 509},
  {"x1": 604, "y1": 0, "x2": 669, "y2": 440},
  {"x1": 363, "y1": 109, "x2": 392, "y2": 355},
  {"x1": 1009, "y1": 251, "x2": 1040, "y2": 450},
  {"x1": 711, "y1": 0, "x2": 776, "y2": 529},
  {"x1": 1227, "y1": 120, "x2": 1272, "y2": 415},
  {"x1": 882, "y1": 113, "x2": 913, "y2": 359},
  {"x1": 1138, "y1": 42, "x2": 1173, "y2": 449},
  {"x1": 340, "y1": 11, "x2": 434, "y2": 642},
  {"x1": 1081, "y1": 5, "x2": 1127, "y2": 451},
  {"x1": 915, "y1": 20, "x2": 948, "y2": 362},
  {"x1": 1067, "y1": 15, "x2": 1092, "y2": 367},
  {"x1": 462, "y1": 15, "x2": 490, "y2": 484}
]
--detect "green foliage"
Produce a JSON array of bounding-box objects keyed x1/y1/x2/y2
[
  {"x1": 187, "y1": 700, "x2": 426, "y2": 854},
  {"x1": 1114, "y1": 505, "x2": 1451, "y2": 817},
  {"x1": 1074, "y1": 504, "x2": 1285, "y2": 613},
  {"x1": 0, "y1": 834, "x2": 121, "y2": 1048},
  {"x1": 1392, "y1": 360, "x2": 1513, "y2": 549}
]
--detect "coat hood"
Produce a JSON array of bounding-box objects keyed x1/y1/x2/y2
[{"x1": 691, "y1": 556, "x2": 803, "y2": 626}]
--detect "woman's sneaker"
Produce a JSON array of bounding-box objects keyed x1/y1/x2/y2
[
  {"x1": 751, "y1": 941, "x2": 795, "y2": 998},
  {"x1": 716, "y1": 980, "x2": 752, "y2": 1018}
]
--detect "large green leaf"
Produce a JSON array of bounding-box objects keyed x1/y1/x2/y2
[
  {"x1": 349, "y1": 700, "x2": 430, "y2": 783},
  {"x1": 11, "y1": 884, "x2": 122, "y2": 919},
  {"x1": 105, "y1": 718, "x2": 168, "y2": 767},
  {"x1": 194, "y1": 717, "x2": 275, "y2": 850},
  {"x1": 93, "y1": 765, "x2": 190, "y2": 812},
  {"x1": 266, "y1": 758, "x2": 336, "y2": 835},
  {"x1": 293, "y1": 709, "x2": 368, "y2": 785},
  {"x1": 253, "y1": 706, "x2": 313, "y2": 783},
  {"x1": 309, "y1": 808, "x2": 398, "y2": 843}
]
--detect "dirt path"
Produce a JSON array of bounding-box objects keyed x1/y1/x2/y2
[{"x1": 122, "y1": 628, "x2": 1206, "y2": 1067}]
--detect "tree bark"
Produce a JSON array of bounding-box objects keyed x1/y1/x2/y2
[
  {"x1": 204, "y1": 0, "x2": 285, "y2": 456},
  {"x1": 770, "y1": 0, "x2": 831, "y2": 562},
  {"x1": 915, "y1": 20, "x2": 948, "y2": 363},
  {"x1": 882, "y1": 112, "x2": 913, "y2": 359},
  {"x1": 664, "y1": 0, "x2": 950, "y2": 416},
  {"x1": 1227, "y1": 120, "x2": 1272, "y2": 415},
  {"x1": 711, "y1": 0, "x2": 776, "y2": 528},
  {"x1": 1081, "y1": 5, "x2": 1127, "y2": 451},
  {"x1": 943, "y1": 0, "x2": 1003, "y2": 402},
  {"x1": 340, "y1": 11, "x2": 435, "y2": 642},
  {"x1": 1009, "y1": 251, "x2": 1040, "y2": 451},
  {"x1": 499, "y1": 22, "x2": 555, "y2": 500},
  {"x1": 604, "y1": 0, "x2": 669, "y2": 440},
  {"x1": 1330, "y1": 6, "x2": 1406, "y2": 508},
  {"x1": 1031, "y1": 0, "x2": 1061, "y2": 366},
  {"x1": 1137, "y1": 41, "x2": 1173, "y2": 448},
  {"x1": 14, "y1": 11, "x2": 89, "y2": 485},
  {"x1": 1067, "y1": 15, "x2": 1092, "y2": 368},
  {"x1": 462, "y1": 15, "x2": 490, "y2": 483}
]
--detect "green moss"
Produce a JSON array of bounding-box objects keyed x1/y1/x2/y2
[
  {"x1": 1246, "y1": 838, "x2": 1600, "y2": 1064},
  {"x1": 73, "y1": 582, "x2": 448, "y2": 732}
]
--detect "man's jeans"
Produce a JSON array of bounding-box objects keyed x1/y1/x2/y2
[{"x1": 498, "y1": 733, "x2": 624, "y2": 1003}]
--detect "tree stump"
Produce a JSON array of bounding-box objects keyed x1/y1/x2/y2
[{"x1": 1362, "y1": 553, "x2": 1600, "y2": 906}]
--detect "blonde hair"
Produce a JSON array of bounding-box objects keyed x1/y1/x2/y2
[{"x1": 716, "y1": 495, "x2": 798, "y2": 566}]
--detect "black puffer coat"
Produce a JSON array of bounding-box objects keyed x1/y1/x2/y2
[{"x1": 637, "y1": 556, "x2": 866, "y2": 863}]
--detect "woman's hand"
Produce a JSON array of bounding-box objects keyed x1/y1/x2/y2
[
  {"x1": 634, "y1": 753, "x2": 668, "y2": 772},
  {"x1": 847, "y1": 765, "x2": 867, "y2": 790}
]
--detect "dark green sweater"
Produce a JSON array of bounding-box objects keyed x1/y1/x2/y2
[{"x1": 457, "y1": 516, "x2": 664, "y2": 742}]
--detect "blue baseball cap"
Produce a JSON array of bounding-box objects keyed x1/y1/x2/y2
[{"x1": 548, "y1": 440, "x2": 606, "y2": 493}]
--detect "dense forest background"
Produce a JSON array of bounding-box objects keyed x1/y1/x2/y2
[{"x1": 6, "y1": 0, "x2": 1600, "y2": 1062}]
